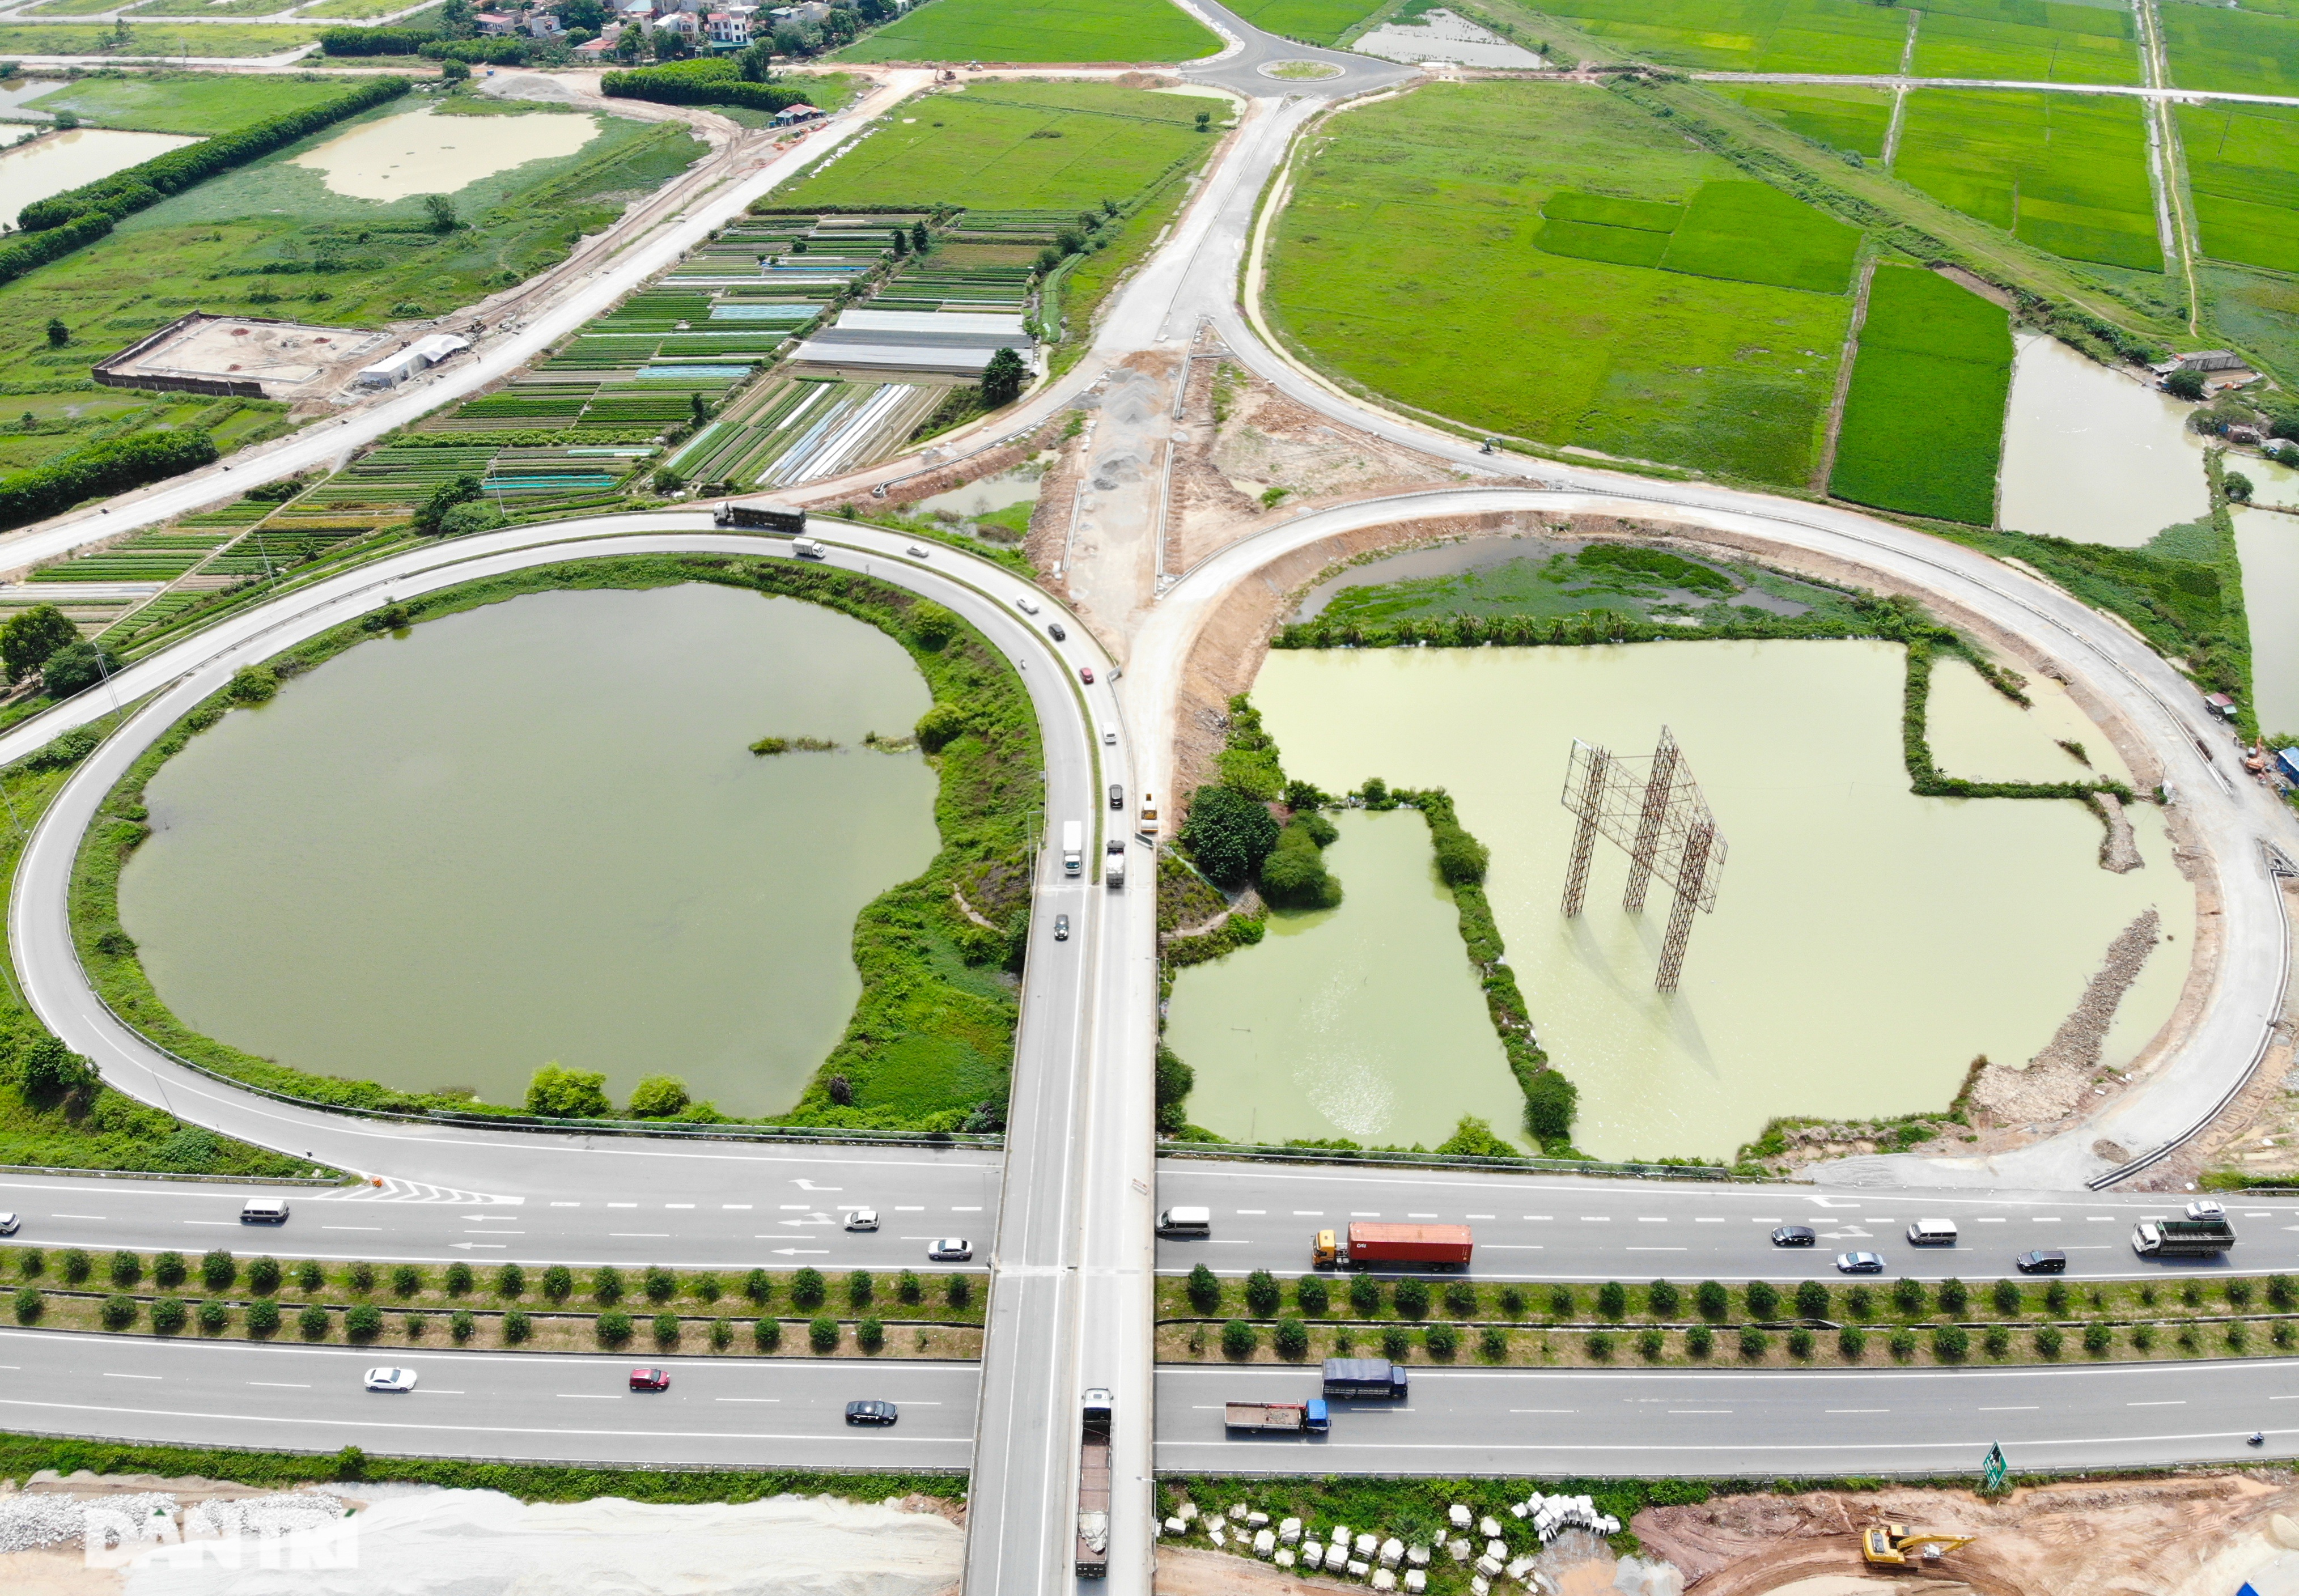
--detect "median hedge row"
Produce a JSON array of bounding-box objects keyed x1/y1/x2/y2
[
  {"x1": 601, "y1": 58, "x2": 816, "y2": 113},
  {"x1": 0, "y1": 431, "x2": 219, "y2": 534},
  {"x1": 19, "y1": 77, "x2": 409, "y2": 232}
]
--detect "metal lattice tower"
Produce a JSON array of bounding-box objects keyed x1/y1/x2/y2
[{"x1": 1558, "y1": 727, "x2": 1727, "y2": 991}]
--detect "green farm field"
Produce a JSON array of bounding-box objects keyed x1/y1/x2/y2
[
  {"x1": 1227, "y1": 0, "x2": 1384, "y2": 45},
  {"x1": 1893, "y1": 89, "x2": 2160, "y2": 271},
  {"x1": 26, "y1": 70, "x2": 358, "y2": 134},
  {"x1": 1830, "y1": 265, "x2": 2013, "y2": 524},
  {"x1": 775, "y1": 82, "x2": 1206, "y2": 211},
  {"x1": 0, "y1": 98, "x2": 703, "y2": 391},
  {"x1": 2178, "y1": 101, "x2": 2299, "y2": 274},
  {"x1": 2161, "y1": 0, "x2": 2299, "y2": 94},
  {"x1": 1267, "y1": 81, "x2": 1858, "y2": 486},
  {"x1": 19, "y1": 0, "x2": 128, "y2": 16},
  {"x1": 0, "y1": 22, "x2": 320, "y2": 54},
  {"x1": 835, "y1": 0, "x2": 1220, "y2": 63},
  {"x1": 1529, "y1": 0, "x2": 1907, "y2": 71},
  {"x1": 1721, "y1": 83, "x2": 1893, "y2": 158},
  {"x1": 1907, "y1": 0, "x2": 2141, "y2": 84},
  {"x1": 134, "y1": 0, "x2": 300, "y2": 16}
]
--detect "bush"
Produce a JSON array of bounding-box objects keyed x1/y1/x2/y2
[
  {"x1": 1274, "y1": 1317, "x2": 1310, "y2": 1359},
  {"x1": 1838, "y1": 1326, "x2": 1867, "y2": 1361},
  {"x1": 2043, "y1": 1280, "x2": 2069, "y2": 1314},
  {"x1": 1745, "y1": 1281, "x2": 1778, "y2": 1319},
  {"x1": 644, "y1": 1266, "x2": 677, "y2": 1304},
  {"x1": 497, "y1": 1263, "x2": 527, "y2": 1300},
  {"x1": 1685, "y1": 1325, "x2": 1713, "y2": 1358},
  {"x1": 1524, "y1": 1070, "x2": 1578, "y2": 1145},
  {"x1": 2268, "y1": 1275, "x2": 2296, "y2": 1309},
  {"x1": 1695, "y1": 1281, "x2": 1728, "y2": 1320},
  {"x1": 2226, "y1": 1278, "x2": 2255, "y2": 1307},
  {"x1": 345, "y1": 1303, "x2": 382, "y2": 1342},
  {"x1": 446, "y1": 1263, "x2": 474, "y2": 1297},
  {"x1": 1984, "y1": 1325, "x2": 2010, "y2": 1357},
  {"x1": 745, "y1": 1269, "x2": 773, "y2": 1305},
  {"x1": 347, "y1": 1262, "x2": 375, "y2": 1294},
  {"x1": 944, "y1": 1275, "x2": 971, "y2": 1309},
  {"x1": 525, "y1": 1064, "x2": 612, "y2": 1118},
  {"x1": 1484, "y1": 1326, "x2": 1513, "y2": 1361},
  {"x1": 626, "y1": 1073, "x2": 690, "y2": 1117},
  {"x1": 60, "y1": 1249, "x2": 91, "y2": 1285},
  {"x1": 391, "y1": 1264, "x2": 422, "y2": 1298},
  {"x1": 1244, "y1": 1270, "x2": 1280, "y2": 1317},
  {"x1": 1794, "y1": 1280, "x2": 1829, "y2": 1319},
  {"x1": 1887, "y1": 1328, "x2": 1918, "y2": 1361},
  {"x1": 592, "y1": 1265, "x2": 623, "y2": 1304},
  {"x1": 543, "y1": 1266, "x2": 572, "y2": 1302},
  {"x1": 1350, "y1": 1274, "x2": 1384, "y2": 1317},
  {"x1": 594, "y1": 1310, "x2": 630, "y2": 1347},
  {"x1": 109, "y1": 1251, "x2": 142, "y2": 1289},
  {"x1": 197, "y1": 1299, "x2": 227, "y2": 1334},
  {"x1": 1426, "y1": 1321, "x2": 1460, "y2": 1359},
  {"x1": 1258, "y1": 821, "x2": 1340, "y2": 909},
  {"x1": 793, "y1": 1268, "x2": 826, "y2": 1310},
  {"x1": 245, "y1": 1298, "x2": 281, "y2": 1336},
  {"x1": 1430, "y1": 820, "x2": 1490, "y2": 886},
  {"x1": 754, "y1": 1317, "x2": 782, "y2": 1351},
  {"x1": 499, "y1": 1307, "x2": 528, "y2": 1344},
  {"x1": 1296, "y1": 1276, "x2": 1329, "y2": 1316},
  {"x1": 896, "y1": 1270, "x2": 923, "y2": 1304},
  {"x1": 1596, "y1": 1281, "x2": 1627, "y2": 1319},
  {"x1": 653, "y1": 1312, "x2": 681, "y2": 1349},
  {"x1": 1992, "y1": 1279, "x2": 2022, "y2": 1314},
  {"x1": 13, "y1": 1250, "x2": 40, "y2": 1281},
  {"x1": 2084, "y1": 1322, "x2": 2113, "y2": 1355},
  {"x1": 1639, "y1": 1327, "x2": 1665, "y2": 1361},
  {"x1": 1499, "y1": 1285, "x2": 1528, "y2": 1318},
  {"x1": 1549, "y1": 1284, "x2": 1575, "y2": 1318},
  {"x1": 1844, "y1": 1285, "x2": 1874, "y2": 1319},
  {"x1": 847, "y1": 1271, "x2": 874, "y2": 1308},
  {"x1": 152, "y1": 1251, "x2": 186, "y2": 1289},
  {"x1": 1381, "y1": 1325, "x2": 1412, "y2": 1361},
  {"x1": 404, "y1": 1314, "x2": 425, "y2": 1338},
  {"x1": 1933, "y1": 1325, "x2": 1969, "y2": 1362},
  {"x1": 809, "y1": 1314, "x2": 839, "y2": 1353},
  {"x1": 1647, "y1": 1280, "x2": 1679, "y2": 1318},
  {"x1": 852, "y1": 1314, "x2": 883, "y2": 1353},
  {"x1": 1891, "y1": 1277, "x2": 1927, "y2": 1315},
  {"x1": 711, "y1": 1318, "x2": 733, "y2": 1351},
  {"x1": 1936, "y1": 1277, "x2": 1967, "y2": 1316},
  {"x1": 298, "y1": 1304, "x2": 330, "y2": 1340},
  {"x1": 1221, "y1": 1319, "x2": 1257, "y2": 1358},
  {"x1": 1787, "y1": 1327, "x2": 1814, "y2": 1360},
  {"x1": 1393, "y1": 1278, "x2": 1430, "y2": 1320},
  {"x1": 1, "y1": 431, "x2": 222, "y2": 536},
  {"x1": 2034, "y1": 1326, "x2": 2064, "y2": 1360},
  {"x1": 1179, "y1": 784, "x2": 1280, "y2": 884},
  {"x1": 1738, "y1": 1326, "x2": 1770, "y2": 1360},
  {"x1": 247, "y1": 1257, "x2": 280, "y2": 1294},
  {"x1": 1585, "y1": 1329, "x2": 1614, "y2": 1360}
]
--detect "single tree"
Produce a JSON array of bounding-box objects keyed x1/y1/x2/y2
[
  {"x1": 890, "y1": 228, "x2": 908, "y2": 257},
  {"x1": 525, "y1": 1063, "x2": 610, "y2": 1118},
  {"x1": 1, "y1": 604, "x2": 79, "y2": 684},
  {"x1": 423, "y1": 193, "x2": 459, "y2": 234},
  {"x1": 2225, "y1": 470, "x2": 2254, "y2": 503},
  {"x1": 44, "y1": 318, "x2": 67, "y2": 349},
  {"x1": 979, "y1": 346, "x2": 1026, "y2": 408},
  {"x1": 2164, "y1": 367, "x2": 2206, "y2": 401},
  {"x1": 627, "y1": 1074, "x2": 690, "y2": 1117},
  {"x1": 1178, "y1": 784, "x2": 1280, "y2": 884},
  {"x1": 910, "y1": 222, "x2": 929, "y2": 254}
]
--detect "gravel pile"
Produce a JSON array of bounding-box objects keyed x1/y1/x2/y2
[
  {"x1": 0, "y1": 1491, "x2": 179, "y2": 1553},
  {"x1": 185, "y1": 1492, "x2": 347, "y2": 1540}
]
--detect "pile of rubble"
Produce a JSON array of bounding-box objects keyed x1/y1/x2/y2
[
  {"x1": 185, "y1": 1493, "x2": 350, "y2": 1540},
  {"x1": 0, "y1": 1491, "x2": 181, "y2": 1553},
  {"x1": 1159, "y1": 1495, "x2": 1623, "y2": 1593}
]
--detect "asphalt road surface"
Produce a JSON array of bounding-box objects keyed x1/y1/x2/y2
[
  {"x1": 1155, "y1": 1359, "x2": 2299, "y2": 1475},
  {"x1": 0, "y1": 1328, "x2": 977, "y2": 1470}
]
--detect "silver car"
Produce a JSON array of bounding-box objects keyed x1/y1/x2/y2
[
  {"x1": 1835, "y1": 1251, "x2": 1885, "y2": 1275},
  {"x1": 927, "y1": 1238, "x2": 972, "y2": 1262},
  {"x1": 845, "y1": 1209, "x2": 880, "y2": 1232}
]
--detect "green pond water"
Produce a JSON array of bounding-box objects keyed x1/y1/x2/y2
[
  {"x1": 118, "y1": 584, "x2": 940, "y2": 1115},
  {"x1": 1172, "y1": 640, "x2": 2194, "y2": 1161}
]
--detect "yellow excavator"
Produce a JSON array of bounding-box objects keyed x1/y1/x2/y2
[{"x1": 1861, "y1": 1525, "x2": 1976, "y2": 1567}]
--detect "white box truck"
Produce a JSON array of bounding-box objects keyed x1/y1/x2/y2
[
  {"x1": 1105, "y1": 839, "x2": 1126, "y2": 888},
  {"x1": 1062, "y1": 822, "x2": 1084, "y2": 876}
]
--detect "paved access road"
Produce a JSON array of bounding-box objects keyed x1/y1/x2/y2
[
  {"x1": 0, "y1": 1328, "x2": 977, "y2": 1470},
  {"x1": 1151, "y1": 1164, "x2": 2299, "y2": 1283},
  {"x1": 1156, "y1": 1359, "x2": 2299, "y2": 1475}
]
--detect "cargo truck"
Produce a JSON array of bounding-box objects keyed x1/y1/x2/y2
[
  {"x1": 2131, "y1": 1217, "x2": 2236, "y2": 1258},
  {"x1": 1105, "y1": 839, "x2": 1126, "y2": 888},
  {"x1": 1321, "y1": 1359, "x2": 1408, "y2": 1400},
  {"x1": 1312, "y1": 1223, "x2": 1473, "y2": 1271},
  {"x1": 1062, "y1": 822, "x2": 1083, "y2": 876},
  {"x1": 1076, "y1": 1389, "x2": 1113, "y2": 1579},
  {"x1": 713, "y1": 501, "x2": 806, "y2": 533},
  {"x1": 791, "y1": 537, "x2": 826, "y2": 559},
  {"x1": 1224, "y1": 1400, "x2": 1329, "y2": 1434}
]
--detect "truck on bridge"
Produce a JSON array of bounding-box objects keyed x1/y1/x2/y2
[
  {"x1": 1076, "y1": 1389, "x2": 1113, "y2": 1579},
  {"x1": 712, "y1": 500, "x2": 806, "y2": 533},
  {"x1": 1313, "y1": 1223, "x2": 1474, "y2": 1271}
]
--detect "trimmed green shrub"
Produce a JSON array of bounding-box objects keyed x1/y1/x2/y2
[
  {"x1": 503, "y1": 1308, "x2": 532, "y2": 1344},
  {"x1": 793, "y1": 1268, "x2": 827, "y2": 1310},
  {"x1": 298, "y1": 1304, "x2": 330, "y2": 1340},
  {"x1": 1244, "y1": 1270, "x2": 1280, "y2": 1317},
  {"x1": 197, "y1": 1299, "x2": 227, "y2": 1334},
  {"x1": 497, "y1": 1264, "x2": 526, "y2": 1300},
  {"x1": 753, "y1": 1317, "x2": 782, "y2": 1351},
  {"x1": 1351, "y1": 1274, "x2": 1384, "y2": 1317},
  {"x1": 1596, "y1": 1281, "x2": 1627, "y2": 1319},
  {"x1": 1221, "y1": 1319, "x2": 1256, "y2": 1358},
  {"x1": 110, "y1": 1251, "x2": 142, "y2": 1289},
  {"x1": 246, "y1": 1257, "x2": 280, "y2": 1294},
  {"x1": 1745, "y1": 1281, "x2": 1779, "y2": 1319},
  {"x1": 592, "y1": 1266, "x2": 623, "y2": 1304},
  {"x1": 152, "y1": 1251, "x2": 186, "y2": 1289},
  {"x1": 1695, "y1": 1281, "x2": 1728, "y2": 1319},
  {"x1": 593, "y1": 1310, "x2": 629, "y2": 1347},
  {"x1": 1647, "y1": 1280, "x2": 1679, "y2": 1318},
  {"x1": 1887, "y1": 1328, "x2": 1918, "y2": 1361},
  {"x1": 2034, "y1": 1326, "x2": 2064, "y2": 1359},
  {"x1": 1787, "y1": 1327, "x2": 1814, "y2": 1360},
  {"x1": 1932, "y1": 1325, "x2": 1969, "y2": 1363},
  {"x1": 644, "y1": 1266, "x2": 677, "y2": 1304},
  {"x1": 1381, "y1": 1325, "x2": 1412, "y2": 1361},
  {"x1": 653, "y1": 1312, "x2": 681, "y2": 1348},
  {"x1": 448, "y1": 1262, "x2": 476, "y2": 1297},
  {"x1": 1296, "y1": 1276, "x2": 1329, "y2": 1316},
  {"x1": 1685, "y1": 1325, "x2": 1713, "y2": 1358},
  {"x1": 1484, "y1": 1326, "x2": 1513, "y2": 1361},
  {"x1": 809, "y1": 1315, "x2": 839, "y2": 1353},
  {"x1": 745, "y1": 1269, "x2": 773, "y2": 1305},
  {"x1": 1992, "y1": 1279, "x2": 2022, "y2": 1314},
  {"x1": 345, "y1": 1303, "x2": 382, "y2": 1341},
  {"x1": 1738, "y1": 1326, "x2": 1769, "y2": 1360},
  {"x1": 245, "y1": 1298, "x2": 281, "y2": 1336},
  {"x1": 1275, "y1": 1317, "x2": 1310, "y2": 1359},
  {"x1": 543, "y1": 1266, "x2": 573, "y2": 1302},
  {"x1": 1795, "y1": 1280, "x2": 1829, "y2": 1319},
  {"x1": 1426, "y1": 1321, "x2": 1460, "y2": 1359},
  {"x1": 1638, "y1": 1327, "x2": 1665, "y2": 1361},
  {"x1": 1393, "y1": 1278, "x2": 1430, "y2": 1320},
  {"x1": 1585, "y1": 1329, "x2": 1614, "y2": 1360},
  {"x1": 1838, "y1": 1326, "x2": 1867, "y2": 1360}
]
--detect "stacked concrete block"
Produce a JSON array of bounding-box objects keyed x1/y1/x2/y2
[
  {"x1": 1303, "y1": 1542, "x2": 1327, "y2": 1571},
  {"x1": 1279, "y1": 1517, "x2": 1303, "y2": 1544},
  {"x1": 1477, "y1": 1553, "x2": 1505, "y2": 1578},
  {"x1": 1470, "y1": 1577, "x2": 1491, "y2": 1596},
  {"x1": 1403, "y1": 1572, "x2": 1428, "y2": 1594},
  {"x1": 1507, "y1": 1555, "x2": 1539, "y2": 1582},
  {"x1": 1407, "y1": 1544, "x2": 1432, "y2": 1567},
  {"x1": 1372, "y1": 1570, "x2": 1398, "y2": 1592},
  {"x1": 1228, "y1": 1504, "x2": 1249, "y2": 1522},
  {"x1": 1481, "y1": 1517, "x2": 1503, "y2": 1539},
  {"x1": 1177, "y1": 1502, "x2": 1199, "y2": 1524},
  {"x1": 1347, "y1": 1559, "x2": 1372, "y2": 1579},
  {"x1": 1486, "y1": 1539, "x2": 1509, "y2": 1560},
  {"x1": 1208, "y1": 1523, "x2": 1226, "y2": 1547},
  {"x1": 1449, "y1": 1504, "x2": 1474, "y2": 1531},
  {"x1": 1522, "y1": 1494, "x2": 1619, "y2": 1542},
  {"x1": 1355, "y1": 1532, "x2": 1378, "y2": 1560},
  {"x1": 1448, "y1": 1538, "x2": 1473, "y2": 1562},
  {"x1": 1275, "y1": 1549, "x2": 1297, "y2": 1569},
  {"x1": 1246, "y1": 1510, "x2": 1270, "y2": 1528}
]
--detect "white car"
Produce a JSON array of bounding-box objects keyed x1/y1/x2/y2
[
  {"x1": 927, "y1": 1238, "x2": 972, "y2": 1262},
  {"x1": 845, "y1": 1209, "x2": 880, "y2": 1232},
  {"x1": 2187, "y1": 1198, "x2": 2227, "y2": 1220},
  {"x1": 906, "y1": 545, "x2": 928, "y2": 558},
  {"x1": 1015, "y1": 596, "x2": 1040, "y2": 616},
  {"x1": 364, "y1": 1368, "x2": 418, "y2": 1393},
  {"x1": 0, "y1": 1213, "x2": 17, "y2": 1237}
]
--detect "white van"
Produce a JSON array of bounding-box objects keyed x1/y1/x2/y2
[
  {"x1": 240, "y1": 1197, "x2": 291, "y2": 1224},
  {"x1": 1101, "y1": 721, "x2": 1117, "y2": 746},
  {"x1": 1906, "y1": 1217, "x2": 1958, "y2": 1246},
  {"x1": 1157, "y1": 1206, "x2": 1211, "y2": 1237}
]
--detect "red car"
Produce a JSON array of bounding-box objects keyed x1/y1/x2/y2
[
  {"x1": 630, "y1": 1368, "x2": 670, "y2": 1391},
  {"x1": 1079, "y1": 667, "x2": 1095, "y2": 684}
]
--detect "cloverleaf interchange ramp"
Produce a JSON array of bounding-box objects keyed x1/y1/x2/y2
[{"x1": 0, "y1": 7, "x2": 2296, "y2": 1590}]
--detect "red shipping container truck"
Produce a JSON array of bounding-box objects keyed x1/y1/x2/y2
[{"x1": 1311, "y1": 1223, "x2": 1473, "y2": 1270}]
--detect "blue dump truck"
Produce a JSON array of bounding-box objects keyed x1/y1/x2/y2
[
  {"x1": 1225, "y1": 1400, "x2": 1330, "y2": 1434},
  {"x1": 1322, "y1": 1358, "x2": 1408, "y2": 1400}
]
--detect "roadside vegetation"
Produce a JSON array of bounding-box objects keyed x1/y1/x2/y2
[
  {"x1": 70, "y1": 555, "x2": 1042, "y2": 1135},
  {"x1": 1160, "y1": 1265, "x2": 2299, "y2": 1372},
  {"x1": 833, "y1": 0, "x2": 1221, "y2": 64},
  {"x1": 1, "y1": 1245, "x2": 986, "y2": 1358}
]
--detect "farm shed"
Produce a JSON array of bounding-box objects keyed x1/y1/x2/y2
[
  {"x1": 353, "y1": 333, "x2": 473, "y2": 390},
  {"x1": 788, "y1": 309, "x2": 1031, "y2": 383}
]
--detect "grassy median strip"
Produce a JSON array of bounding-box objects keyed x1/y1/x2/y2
[{"x1": 1161, "y1": 1267, "x2": 2299, "y2": 1369}]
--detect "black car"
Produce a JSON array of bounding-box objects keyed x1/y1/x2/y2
[
  {"x1": 1109, "y1": 783, "x2": 1125, "y2": 810},
  {"x1": 2014, "y1": 1249, "x2": 2067, "y2": 1274},
  {"x1": 1770, "y1": 1225, "x2": 1817, "y2": 1247},
  {"x1": 1049, "y1": 623, "x2": 1066, "y2": 642},
  {"x1": 845, "y1": 1399, "x2": 899, "y2": 1426}
]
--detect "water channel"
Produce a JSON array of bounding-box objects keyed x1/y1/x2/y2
[
  {"x1": 1170, "y1": 641, "x2": 2194, "y2": 1162},
  {"x1": 118, "y1": 584, "x2": 940, "y2": 1115},
  {"x1": 0, "y1": 127, "x2": 198, "y2": 227}
]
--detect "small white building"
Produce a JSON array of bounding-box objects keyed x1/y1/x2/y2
[{"x1": 353, "y1": 332, "x2": 472, "y2": 390}]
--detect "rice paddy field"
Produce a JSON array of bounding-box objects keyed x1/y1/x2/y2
[
  {"x1": 1892, "y1": 89, "x2": 2160, "y2": 271},
  {"x1": 1267, "y1": 80, "x2": 1859, "y2": 486},
  {"x1": 0, "y1": 23, "x2": 322, "y2": 56},
  {"x1": 776, "y1": 82, "x2": 1204, "y2": 211},
  {"x1": 1225, "y1": 0, "x2": 1386, "y2": 45},
  {"x1": 0, "y1": 96, "x2": 704, "y2": 390},
  {"x1": 833, "y1": 0, "x2": 1221, "y2": 63},
  {"x1": 2160, "y1": 0, "x2": 2299, "y2": 95},
  {"x1": 1829, "y1": 265, "x2": 2014, "y2": 524},
  {"x1": 1906, "y1": 0, "x2": 2142, "y2": 83},
  {"x1": 20, "y1": 71, "x2": 359, "y2": 134},
  {"x1": 2176, "y1": 101, "x2": 2299, "y2": 275},
  {"x1": 1719, "y1": 83, "x2": 1894, "y2": 158},
  {"x1": 1527, "y1": 0, "x2": 1910, "y2": 72}
]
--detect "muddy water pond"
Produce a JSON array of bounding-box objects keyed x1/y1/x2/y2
[
  {"x1": 290, "y1": 105, "x2": 598, "y2": 201},
  {"x1": 119, "y1": 584, "x2": 939, "y2": 1115},
  {"x1": 2236, "y1": 496, "x2": 2299, "y2": 740},
  {"x1": 1998, "y1": 332, "x2": 2211, "y2": 547},
  {"x1": 1, "y1": 127, "x2": 197, "y2": 226},
  {"x1": 1163, "y1": 809, "x2": 1528, "y2": 1150},
  {"x1": 1218, "y1": 642, "x2": 2192, "y2": 1162}
]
